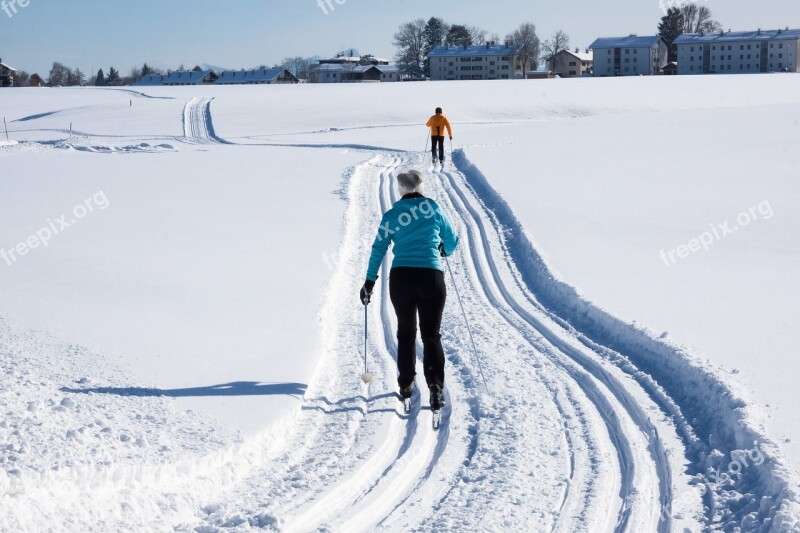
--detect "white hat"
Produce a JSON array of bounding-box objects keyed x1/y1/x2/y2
[{"x1": 397, "y1": 170, "x2": 425, "y2": 196}]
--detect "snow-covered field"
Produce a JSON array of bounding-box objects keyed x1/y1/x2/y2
[{"x1": 1, "y1": 76, "x2": 799, "y2": 531}]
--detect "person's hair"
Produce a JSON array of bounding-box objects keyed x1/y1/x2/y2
[
  {"x1": 435, "y1": 107, "x2": 442, "y2": 114},
  {"x1": 397, "y1": 170, "x2": 425, "y2": 196}
]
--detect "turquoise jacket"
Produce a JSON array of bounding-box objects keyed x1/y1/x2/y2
[{"x1": 366, "y1": 194, "x2": 459, "y2": 281}]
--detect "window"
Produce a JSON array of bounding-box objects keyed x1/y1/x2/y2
[
  {"x1": 780, "y1": 43, "x2": 784, "y2": 49},
  {"x1": 728, "y1": 55, "x2": 732, "y2": 60},
  {"x1": 690, "y1": 56, "x2": 695, "y2": 61},
  {"x1": 779, "y1": 53, "x2": 784, "y2": 58},
  {"x1": 625, "y1": 58, "x2": 630, "y2": 63},
  {"x1": 779, "y1": 63, "x2": 784, "y2": 69},
  {"x1": 569, "y1": 61, "x2": 577, "y2": 66},
  {"x1": 740, "y1": 45, "x2": 744, "y2": 50},
  {"x1": 569, "y1": 70, "x2": 577, "y2": 75},
  {"x1": 690, "y1": 46, "x2": 695, "y2": 52},
  {"x1": 748, "y1": 44, "x2": 752, "y2": 50},
  {"x1": 747, "y1": 55, "x2": 751, "y2": 60},
  {"x1": 634, "y1": 49, "x2": 638, "y2": 54},
  {"x1": 690, "y1": 65, "x2": 694, "y2": 71},
  {"x1": 740, "y1": 55, "x2": 744, "y2": 60},
  {"x1": 633, "y1": 58, "x2": 638, "y2": 63}
]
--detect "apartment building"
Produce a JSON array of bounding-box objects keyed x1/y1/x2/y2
[
  {"x1": 427, "y1": 42, "x2": 525, "y2": 81},
  {"x1": 674, "y1": 28, "x2": 800, "y2": 74},
  {"x1": 589, "y1": 35, "x2": 668, "y2": 76}
]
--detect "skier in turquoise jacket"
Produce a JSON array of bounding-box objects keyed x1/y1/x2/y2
[{"x1": 360, "y1": 170, "x2": 459, "y2": 411}]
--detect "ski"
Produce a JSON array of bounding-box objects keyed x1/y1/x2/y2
[
  {"x1": 403, "y1": 397, "x2": 411, "y2": 414},
  {"x1": 432, "y1": 410, "x2": 441, "y2": 430}
]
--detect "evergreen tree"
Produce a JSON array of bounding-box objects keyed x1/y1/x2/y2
[
  {"x1": 423, "y1": 17, "x2": 449, "y2": 78},
  {"x1": 142, "y1": 63, "x2": 152, "y2": 76},
  {"x1": 445, "y1": 24, "x2": 472, "y2": 48},
  {"x1": 106, "y1": 67, "x2": 120, "y2": 86},
  {"x1": 659, "y1": 7, "x2": 685, "y2": 62},
  {"x1": 95, "y1": 69, "x2": 105, "y2": 86}
]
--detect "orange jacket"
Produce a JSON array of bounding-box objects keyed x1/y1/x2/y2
[{"x1": 426, "y1": 114, "x2": 452, "y2": 138}]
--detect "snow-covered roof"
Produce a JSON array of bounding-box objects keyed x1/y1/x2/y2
[
  {"x1": 133, "y1": 70, "x2": 214, "y2": 86},
  {"x1": 216, "y1": 68, "x2": 294, "y2": 84},
  {"x1": 315, "y1": 64, "x2": 399, "y2": 73},
  {"x1": 559, "y1": 50, "x2": 594, "y2": 62},
  {"x1": 0, "y1": 61, "x2": 17, "y2": 72},
  {"x1": 674, "y1": 29, "x2": 800, "y2": 44},
  {"x1": 353, "y1": 65, "x2": 400, "y2": 74},
  {"x1": 428, "y1": 43, "x2": 523, "y2": 58},
  {"x1": 317, "y1": 56, "x2": 362, "y2": 64},
  {"x1": 590, "y1": 36, "x2": 665, "y2": 49}
]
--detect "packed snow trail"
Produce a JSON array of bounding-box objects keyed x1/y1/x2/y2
[{"x1": 182, "y1": 97, "x2": 229, "y2": 144}]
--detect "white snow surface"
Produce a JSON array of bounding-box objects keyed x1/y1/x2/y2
[{"x1": 0, "y1": 77, "x2": 799, "y2": 531}]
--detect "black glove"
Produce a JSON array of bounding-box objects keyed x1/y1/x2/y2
[
  {"x1": 449, "y1": 136, "x2": 453, "y2": 141},
  {"x1": 438, "y1": 242, "x2": 446, "y2": 258},
  {"x1": 360, "y1": 280, "x2": 375, "y2": 305}
]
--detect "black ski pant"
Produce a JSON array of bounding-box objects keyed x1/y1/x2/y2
[
  {"x1": 431, "y1": 135, "x2": 445, "y2": 163},
  {"x1": 389, "y1": 267, "x2": 446, "y2": 391}
]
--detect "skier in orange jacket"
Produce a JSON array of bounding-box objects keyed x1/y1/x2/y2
[{"x1": 426, "y1": 108, "x2": 452, "y2": 167}]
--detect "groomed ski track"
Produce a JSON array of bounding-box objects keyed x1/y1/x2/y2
[
  {"x1": 185, "y1": 99, "x2": 799, "y2": 531},
  {"x1": 190, "y1": 152, "x2": 698, "y2": 532}
]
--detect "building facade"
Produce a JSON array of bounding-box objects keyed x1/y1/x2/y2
[
  {"x1": 589, "y1": 36, "x2": 668, "y2": 76},
  {"x1": 1, "y1": 59, "x2": 17, "y2": 87},
  {"x1": 311, "y1": 63, "x2": 399, "y2": 83},
  {"x1": 427, "y1": 43, "x2": 525, "y2": 81},
  {"x1": 552, "y1": 49, "x2": 594, "y2": 77},
  {"x1": 674, "y1": 29, "x2": 800, "y2": 74}
]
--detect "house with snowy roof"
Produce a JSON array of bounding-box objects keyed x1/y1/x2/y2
[
  {"x1": 427, "y1": 42, "x2": 525, "y2": 81},
  {"x1": 133, "y1": 70, "x2": 218, "y2": 86},
  {"x1": 215, "y1": 67, "x2": 298, "y2": 85},
  {"x1": 674, "y1": 28, "x2": 800, "y2": 74},
  {"x1": 589, "y1": 35, "x2": 668, "y2": 76},
  {"x1": 0, "y1": 58, "x2": 17, "y2": 87},
  {"x1": 552, "y1": 49, "x2": 594, "y2": 77},
  {"x1": 311, "y1": 63, "x2": 400, "y2": 83}
]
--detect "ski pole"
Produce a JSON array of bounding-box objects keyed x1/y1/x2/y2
[
  {"x1": 449, "y1": 137, "x2": 454, "y2": 171},
  {"x1": 445, "y1": 255, "x2": 489, "y2": 392},
  {"x1": 423, "y1": 127, "x2": 430, "y2": 155},
  {"x1": 361, "y1": 300, "x2": 374, "y2": 384}
]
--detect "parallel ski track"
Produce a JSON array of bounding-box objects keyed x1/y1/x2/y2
[
  {"x1": 182, "y1": 97, "x2": 229, "y2": 144},
  {"x1": 429, "y1": 158, "x2": 680, "y2": 532}
]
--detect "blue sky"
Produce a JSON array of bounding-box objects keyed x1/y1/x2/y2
[{"x1": 1, "y1": 0, "x2": 799, "y2": 76}]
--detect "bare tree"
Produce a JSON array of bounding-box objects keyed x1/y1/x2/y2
[
  {"x1": 681, "y1": 3, "x2": 722, "y2": 34},
  {"x1": 15, "y1": 70, "x2": 30, "y2": 87},
  {"x1": 282, "y1": 56, "x2": 311, "y2": 80},
  {"x1": 541, "y1": 30, "x2": 570, "y2": 72},
  {"x1": 393, "y1": 19, "x2": 426, "y2": 79},
  {"x1": 468, "y1": 25, "x2": 489, "y2": 45},
  {"x1": 507, "y1": 23, "x2": 541, "y2": 74},
  {"x1": 47, "y1": 62, "x2": 71, "y2": 86}
]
